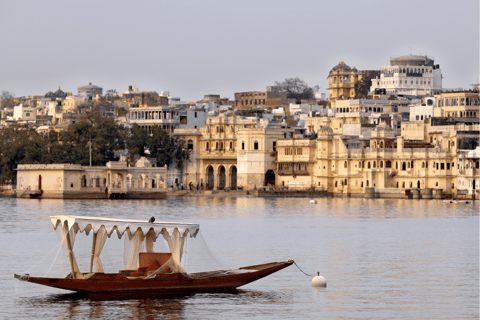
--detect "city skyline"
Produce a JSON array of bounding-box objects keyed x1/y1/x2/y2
[{"x1": 0, "y1": 0, "x2": 478, "y2": 100}]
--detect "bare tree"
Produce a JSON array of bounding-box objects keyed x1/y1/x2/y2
[
  {"x1": 273, "y1": 78, "x2": 320, "y2": 103},
  {"x1": 1, "y1": 90, "x2": 15, "y2": 109}
]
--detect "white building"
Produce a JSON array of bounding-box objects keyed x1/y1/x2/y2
[
  {"x1": 456, "y1": 147, "x2": 479, "y2": 197},
  {"x1": 370, "y1": 55, "x2": 442, "y2": 97},
  {"x1": 179, "y1": 109, "x2": 208, "y2": 129},
  {"x1": 13, "y1": 104, "x2": 36, "y2": 122},
  {"x1": 128, "y1": 106, "x2": 180, "y2": 133},
  {"x1": 409, "y1": 97, "x2": 435, "y2": 121}
]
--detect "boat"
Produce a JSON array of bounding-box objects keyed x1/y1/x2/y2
[
  {"x1": 14, "y1": 215, "x2": 293, "y2": 294},
  {"x1": 443, "y1": 198, "x2": 471, "y2": 204}
]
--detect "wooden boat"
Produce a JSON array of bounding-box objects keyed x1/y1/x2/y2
[{"x1": 14, "y1": 215, "x2": 293, "y2": 294}]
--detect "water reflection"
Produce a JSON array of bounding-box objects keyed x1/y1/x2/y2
[
  {"x1": 2, "y1": 197, "x2": 478, "y2": 319},
  {"x1": 16, "y1": 289, "x2": 293, "y2": 320}
]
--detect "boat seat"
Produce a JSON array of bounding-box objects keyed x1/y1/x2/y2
[{"x1": 139, "y1": 252, "x2": 171, "y2": 269}]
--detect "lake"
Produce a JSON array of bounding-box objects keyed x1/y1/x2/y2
[{"x1": 1, "y1": 196, "x2": 478, "y2": 319}]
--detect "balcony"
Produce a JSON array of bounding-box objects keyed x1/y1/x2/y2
[{"x1": 277, "y1": 169, "x2": 310, "y2": 176}]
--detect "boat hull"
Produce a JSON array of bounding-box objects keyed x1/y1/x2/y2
[{"x1": 15, "y1": 260, "x2": 293, "y2": 294}]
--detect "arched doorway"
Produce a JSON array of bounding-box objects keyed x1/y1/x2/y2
[
  {"x1": 230, "y1": 166, "x2": 237, "y2": 189},
  {"x1": 265, "y1": 170, "x2": 275, "y2": 186},
  {"x1": 219, "y1": 166, "x2": 226, "y2": 190},
  {"x1": 207, "y1": 166, "x2": 214, "y2": 189}
]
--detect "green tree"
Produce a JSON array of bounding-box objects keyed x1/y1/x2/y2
[{"x1": 126, "y1": 124, "x2": 149, "y2": 163}]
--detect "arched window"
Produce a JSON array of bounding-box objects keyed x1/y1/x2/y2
[
  {"x1": 368, "y1": 162, "x2": 371, "y2": 169},
  {"x1": 187, "y1": 139, "x2": 193, "y2": 150},
  {"x1": 335, "y1": 181, "x2": 337, "y2": 188},
  {"x1": 422, "y1": 162, "x2": 425, "y2": 168},
  {"x1": 373, "y1": 161, "x2": 376, "y2": 168},
  {"x1": 366, "y1": 180, "x2": 369, "y2": 187},
  {"x1": 216, "y1": 142, "x2": 219, "y2": 150},
  {"x1": 380, "y1": 161, "x2": 383, "y2": 168},
  {"x1": 242, "y1": 141, "x2": 245, "y2": 150},
  {"x1": 344, "y1": 161, "x2": 348, "y2": 168},
  {"x1": 344, "y1": 179, "x2": 347, "y2": 186},
  {"x1": 230, "y1": 142, "x2": 233, "y2": 149}
]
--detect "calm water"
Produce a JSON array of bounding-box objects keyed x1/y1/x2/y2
[{"x1": 1, "y1": 196, "x2": 478, "y2": 319}]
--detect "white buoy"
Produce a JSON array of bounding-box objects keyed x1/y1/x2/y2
[
  {"x1": 309, "y1": 200, "x2": 317, "y2": 204},
  {"x1": 312, "y1": 272, "x2": 327, "y2": 287}
]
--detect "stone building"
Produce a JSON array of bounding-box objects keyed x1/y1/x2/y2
[
  {"x1": 433, "y1": 90, "x2": 479, "y2": 118},
  {"x1": 174, "y1": 114, "x2": 293, "y2": 190},
  {"x1": 78, "y1": 83, "x2": 103, "y2": 98},
  {"x1": 327, "y1": 62, "x2": 379, "y2": 101},
  {"x1": 235, "y1": 86, "x2": 288, "y2": 110},
  {"x1": 275, "y1": 120, "x2": 478, "y2": 199},
  {"x1": 236, "y1": 126, "x2": 294, "y2": 189},
  {"x1": 128, "y1": 106, "x2": 180, "y2": 133},
  {"x1": 16, "y1": 159, "x2": 167, "y2": 199}
]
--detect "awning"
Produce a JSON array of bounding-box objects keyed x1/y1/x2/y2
[{"x1": 50, "y1": 215, "x2": 200, "y2": 239}]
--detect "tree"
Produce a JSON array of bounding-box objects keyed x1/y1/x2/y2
[
  {"x1": 273, "y1": 77, "x2": 320, "y2": 103},
  {"x1": 354, "y1": 71, "x2": 380, "y2": 99},
  {"x1": 126, "y1": 124, "x2": 149, "y2": 163},
  {"x1": 146, "y1": 126, "x2": 190, "y2": 169},
  {"x1": 1, "y1": 90, "x2": 15, "y2": 110}
]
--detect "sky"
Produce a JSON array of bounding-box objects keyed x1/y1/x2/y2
[{"x1": 0, "y1": 0, "x2": 478, "y2": 101}]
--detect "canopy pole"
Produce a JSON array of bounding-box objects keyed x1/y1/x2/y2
[
  {"x1": 64, "y1": 222, "x2": 76, "y2": 279},
  {"x1": 89, "y1": 231, "x2": 98, "y2": 273}
]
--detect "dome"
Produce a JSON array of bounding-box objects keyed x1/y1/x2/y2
[
  {"x1": 390, "y1": 54, "x2": 434, "y2": 67},
  {"x1": 330, "y1": 61, "x2": 352, "y2": 73},
  {"x1": 135, "y1": 157, "x2": 152, "y2": 168},
  {"x1": 318, "y1": 126, "x2": 334, "y2": 137}
]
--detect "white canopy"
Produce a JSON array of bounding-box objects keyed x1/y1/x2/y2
[{"x1": 50, "y1": 215, "x2": 200, "y2": 239}]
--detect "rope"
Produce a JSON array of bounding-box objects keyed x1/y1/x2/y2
[{"x1": 292, "y1": 260, "x2": 318, "y2": 277}]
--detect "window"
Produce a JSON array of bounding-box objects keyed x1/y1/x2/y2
[
  {"x1": 344, "y1": 161, "x2": 348, "y2": 168},
  {"x1": 187, "y1": 140, "x2": 193, "y2": 150},
  {"x1": 194, "y1": 112, "x2": 197, "y2": 118},
  {"x1": 254, "y1": 141, "x2": 259, "y2": 150},
  {"x1": 206, "y1": 142, "x2": 209, "y2": 150},
  {"x1": 230, "y1": 142, "x2": 233, "y2": 149},
  {"x1": 273, "y1": 141, "x2": 276, "y2": 152},
  {"x1": 242, "y1": 142, "x2": 245, "y2": 150}
]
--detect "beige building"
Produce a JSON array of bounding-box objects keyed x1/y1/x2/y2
[
  {"x1": 327, "y1": 62, "x2": 379, "y2": 101},
  {"x1": 433, "y1": 91, "x2": 479, "y2": 118},
  {"x1": 275, "y1": 120, "x2": 478, "y2": 199},
  {"x1": 175, "y1": 114, "x2": 293, "y2": 190},
  {"x1": 16, "y1": 159, "x2": 167, "y2": 199},
  {"x1": 235, "y1": 86, "x2": 288, "y2": 110},
  {"x1": 237, "y1": 126, "x2": 294, "y2": 189}
]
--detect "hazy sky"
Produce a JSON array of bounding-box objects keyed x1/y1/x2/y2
[{"x1": 0, "y1": 0, "x2": 478, "y2": 101}]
